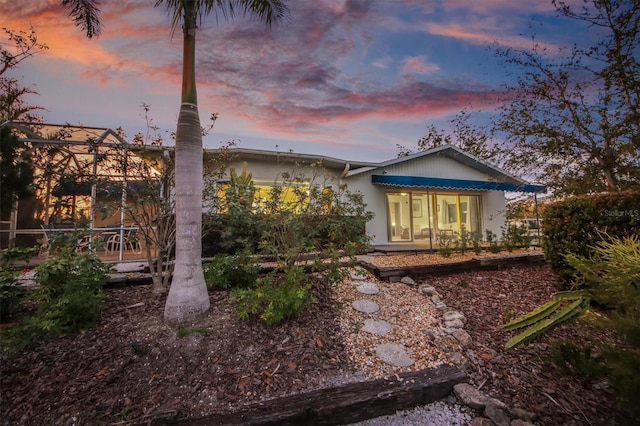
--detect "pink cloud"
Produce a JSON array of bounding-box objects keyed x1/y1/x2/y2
[{"x1": 402, "y1": 56, "x2": 440, "y2": 75}]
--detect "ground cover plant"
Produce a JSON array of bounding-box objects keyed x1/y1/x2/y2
[{"x1": 1, "y1": 240, "x2": 112, "y2": 353}]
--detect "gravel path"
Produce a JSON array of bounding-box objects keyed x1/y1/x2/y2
[{"x1": 347, "y1": 399, "x2": 473, "y2": 425}]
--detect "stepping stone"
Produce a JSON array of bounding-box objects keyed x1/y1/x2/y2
[
  {"x1": 352, "y1": 299, "x2": 380, "y2": 314},
  {"x1": 356, "y1": 282, "x2": 379, "y2": 295},
  {"x1": 375, "y1": 343, "x2": 415, "y2": 367},
  {"x1": 362, "y1": 319, "x2": 392, "y2": 336},
  {"x1": 349, "y1": 270, "x2": 367, "y2": 280}
]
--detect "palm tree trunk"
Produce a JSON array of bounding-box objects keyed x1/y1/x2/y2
[{"x1": 164, "y1": 3, "x2": 210, "y2": 326}]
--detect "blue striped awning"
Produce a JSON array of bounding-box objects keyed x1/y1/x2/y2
[{"x1": 372, "y1": 175, "x2": 546, "y2": 193}]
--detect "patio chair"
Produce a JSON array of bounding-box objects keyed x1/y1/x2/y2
[
  {"x1": 38, "y1": 225, "x2": 50, "y2": 258},
  {"x1": 105, "y1": 230, "x2": 141, "y2": 255}
]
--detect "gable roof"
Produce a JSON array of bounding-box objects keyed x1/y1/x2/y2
[
  {"x1": 347, "y1": 144, "x2": 518, "y2": 181},
  {"x1": 346, "y1": 144, "x2": 546, "y2": 193}
]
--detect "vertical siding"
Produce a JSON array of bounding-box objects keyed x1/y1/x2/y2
[{"x1": 382, "y1": 156, "x2": 490, "y2": 180}]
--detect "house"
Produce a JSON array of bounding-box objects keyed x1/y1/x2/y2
[
  {"x1": 1, "y1": 121, "x2": 545, "y2": 254},
  {"x1": 218, "y1": 145, "x2": 546, "y2": 251}
]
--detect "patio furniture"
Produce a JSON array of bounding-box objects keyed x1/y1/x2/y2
[
  {"x1": 38, "y1": 225, "x2": 50, "y2": 258},
  {"x1": 105, "y1": 229, "x2": 141, "y2": 255}
]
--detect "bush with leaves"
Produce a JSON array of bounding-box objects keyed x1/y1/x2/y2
[
  {"x1": 542, "y1": 190, "x2": 640, "y2": 288},
  {"x1": 454, "y1": 226, "x2": 470, "y2": 255},
  {"x1": 565, "y1": 234, "x2": 640, "y2": 342},
  {"x1": 437, "y1": 234, "x2": 453, "y2": 258},
  {"x1": 485, "y1": 229, "x2": 501, "y2": 254},
  {"x1": 0, "y1": 269, "x2": 23, "y2": 323},
  {"x1": 471, "y1": 231, "x2": 483, "y2": 255},
  {"x1": 2, "y1": 248, "x2": 112, "y2": 352},
  {"x1": 204, "y1": 253, "x2": 260, "y2": 290},
  {"x1": 505, "y1": 234, "x2": 640, "y2": 423},
  {"x1": 501, "y1": 224, "x2": 533, "y2": 252},
  {"x1": 0, "y1": 247, "x2": 36, "y2": 322},
  {"x1": 203, "y1": 162, "x2": 372, "y2": 325},
  {"x1": 231, "y1": 266, "x2": 313, "y2": 326}
]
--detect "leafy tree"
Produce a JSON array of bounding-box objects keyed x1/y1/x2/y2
[
  {"x1": 493, "y1": 0, "x2": 640, "y2": 196},
  {"x1": 398, "y1": 110, "x2": 504, "y2": 163},
  {"x1": 1, "y1": 27, "x2": 46, "y2": 221},
  {"x1": 64, "y1": 0, "x2": 289, "y2": 326},
  {"x1": 1, "y1": 26, "x2": 48, "y2": 122},
  {"x1": 0, "y1": 127, "x2": 34, "y2": 220}
]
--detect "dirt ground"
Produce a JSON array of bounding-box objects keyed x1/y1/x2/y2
[{"x1": 0, "y1": 260, "x2": 624, "y2": 425}]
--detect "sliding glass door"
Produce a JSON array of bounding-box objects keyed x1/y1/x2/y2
[{"x1": 385, "y1": 191, "x2": 481, "y2": 244}]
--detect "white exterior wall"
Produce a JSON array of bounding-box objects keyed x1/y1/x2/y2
[
  {"x1": 223, "y1": 150, "x2": 513, "y2": 248},
  {"x1": 222, "y1": 158, "x2": 343, "y2": 186},
  {"x1": 345, "y1": 156, "x2": 508, "y2": 246},
  {"x1": 380, "y1": 156, "x2": 490, "y2": 180},
  {"x1": 482, "y1": 190, "x2": 507, "y2": 238}
]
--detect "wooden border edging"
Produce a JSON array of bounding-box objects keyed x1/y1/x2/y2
[
  {"x1": 360, "y1": 252, "x2": 545, "y2": 282},
  {"x1": 149, "y1": 365, "x2": 467, "y2": 426}
]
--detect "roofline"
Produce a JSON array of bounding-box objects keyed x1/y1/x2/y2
[
  {"x1": 212, "y1": 147, "x2": 377, "y2": 170},
  {"x1": 4, "y1": 121, "x2": 540, "y2": 186},
  {"x1": 4, "y1": 121, "x2": 130, "y2": 145},
  {"x1": 348, "y1": 144, "x2": 530, "y2": 185}
]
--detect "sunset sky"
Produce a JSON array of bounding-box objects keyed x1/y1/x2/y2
[{"x1": 2, "y1": 0, "x2": 600, "y2": 162}]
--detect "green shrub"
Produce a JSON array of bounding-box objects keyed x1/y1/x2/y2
[
  {"x1": 510, "y1": 234, "x2": 640, "y2": 423},
  {"x1": 203, "y1": 166, "x2": 372, "y2": 267},
  {"x1": 550, "y1": 341, "x2": 640, "y2": 423},
  {"x1": 204, "y1": 164, "x2": 372, "y2": 325},
  {"x1": 565, "y1": 234, "x2": 640, "y2": 347},
  {"x1": 455, "y1": 227, "x2": 470, "y2": 255},
  {"x1": 204, "y1": 254, "x2": 260, "y2": 290},
  {"x1": 501, "y1": 224, "x2": 533, "y2": 252},
  {"x1": 2, "y1": 251, "x2": 111, "y2": 352},
  {"x1": 0, "y1": 247, "x2": 36, "y2": 322},
  {"x1": 485, "y1": 230, "x2": 501, "y2": 254},
  {"x1": 231, "y1": 266, "x2": 313, "y2": 326},
  {"x1": 0, "y1": 268, "x2": 24, "y2": 322},
  {"x1": 549, "y1": 341, "x2": 605, "y2": 384},
  {"x1": 542, "y1": 190, "x2": 640, "y2": 288},
  {"x1": 471, "y1": 232, "x2": 483, "y2": 255},
  {"x1": 601, "y1": 347, "x2": 640, "y2": 423},
  {"x1": 438, "y1": 234, "x2": 453, "y2": 258}
]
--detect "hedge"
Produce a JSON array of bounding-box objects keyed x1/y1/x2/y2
[{"x1": 541, "y1": 190, "x2": 640, "y2": 288}]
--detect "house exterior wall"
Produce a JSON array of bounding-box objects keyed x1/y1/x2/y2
[
  {"x1": 344, "y1": 157, "x2": 507, "y2": 247},
  {"x1": 482, "y1": 190, "x2": 507, "y2": 238},
  {"x1": 221, "y1": 157, "x2": 344, "y2": 186},
  {"x1": 380, "y1": 155, "x2": 490, "y2": 180},
  {"x1": 215, "y1": 149, "x2": 513, "y2": 248}
]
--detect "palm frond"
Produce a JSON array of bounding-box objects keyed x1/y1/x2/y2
[
  {"x1": 154, "y1": 0, "x2": 288, "y2": 35},
  {"x1": 61, "y1": 0, "x2": 103, "y2": 39}
]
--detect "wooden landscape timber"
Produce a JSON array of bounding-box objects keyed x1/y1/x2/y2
[
  {"x1": 360, "y1": 252, "x2": 545, "y2": 282},
  {"x1": 151, "y1": 365, "x2": 467, "y2": 426}
]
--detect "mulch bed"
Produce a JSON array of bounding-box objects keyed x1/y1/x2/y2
[
  {"x1": 430, "y1": 265, "x2": 622, "y2": 426},
  {"x1": 1, "y1": 278, "x2": 349, "y2": 425},
  {"x1": 0, "y1": 260, "x2": 628, "y2": 425}
]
